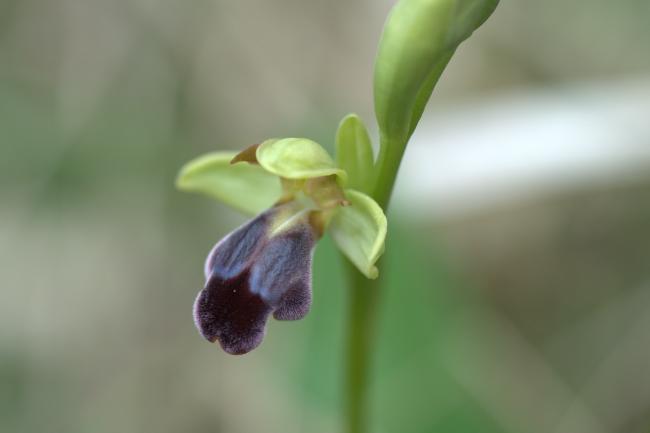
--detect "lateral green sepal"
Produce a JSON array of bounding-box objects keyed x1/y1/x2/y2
[{"x1": 176, "y1": 152, "x2": 282, "y2": 215}]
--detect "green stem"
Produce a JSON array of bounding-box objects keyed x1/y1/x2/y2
[
  {"x1": 372, "y1": 136, "x2": 407, "y2": 210},
  {"x1": 343, "y1": 136, "x2": 405, "y2": 433},
  {"x1": 344, "y1": 260, "x2": 381, "y2": 433}
]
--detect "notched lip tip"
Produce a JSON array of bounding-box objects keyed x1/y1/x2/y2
[
  {"x1": 221, "y1": 346, "x2": 251, "y2": 356},
  {"x1": 194, "y1": 319, "x2": 218, "y2": 344},
  {"x1": 219, "y1": 337, "x2": 262, "y2": 356},
  {"x1": 204, "y1": 334, "x2": 218, "y2": 344}
]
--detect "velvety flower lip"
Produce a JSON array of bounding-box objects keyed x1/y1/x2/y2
[{"x1": 193, "y1": 204, "x2": 315, "y2": 355}]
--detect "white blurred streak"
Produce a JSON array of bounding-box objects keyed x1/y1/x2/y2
[
  {"x1": 442, "y1": 308, "x2": 606, "y2": 433},
  {"x1": 58, "y1": 0, "x2": 132, "y2": 133},
  {"x1": 396, "y1": 79, "x2": 650, "y2": 218}
]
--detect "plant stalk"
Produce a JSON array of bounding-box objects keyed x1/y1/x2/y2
[
  {"x1": 343, "y1": 260, "x2": 381, "y2": 433},
  {"x1": 343, "y1": 135, "x2": 404, "y2": 433}
]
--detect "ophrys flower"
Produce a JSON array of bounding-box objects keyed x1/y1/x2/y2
[{"x1": 177, "y1": 125, "x2": 386, "y2": 354}]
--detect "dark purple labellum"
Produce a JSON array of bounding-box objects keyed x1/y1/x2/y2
[{"x1": 193, "y1": 205, "x2": 316, "y2": 355}]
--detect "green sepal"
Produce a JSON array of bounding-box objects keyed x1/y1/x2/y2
[
  {"x1": 176, "y1": 152, "x2": 282, "y2": 215},
  {"x1": 329, "y1": 189, "x2": 387, "y2": 279},
  {"x1": 335, "y1": 114, "x2": 375, "y2": 192},
  {"x1": 374, "y1": 0, "x2": 499, "y2": 143},
  {"x1": 257, "y1": 138, "x2": 347, "y2": 183}
]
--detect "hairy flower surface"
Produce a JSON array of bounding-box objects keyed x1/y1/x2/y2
[
  {"x1": 194, "y1": 203, "x2": 316, "y2": 354},
  {"x1": 178, "y1": 132, "x2": 387, "y2": 354}
]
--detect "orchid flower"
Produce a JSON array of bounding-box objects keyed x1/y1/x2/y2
[
  {"x1": 175, "y1": 2, "x2": 499, "y2": 433},
  {"x1": 176, "y1": 116, "x2": 386, "y2": 354}
]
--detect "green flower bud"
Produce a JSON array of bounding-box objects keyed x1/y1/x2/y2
[{"x1": 374, "y1": 0, "x2": 499, "y2": 144}]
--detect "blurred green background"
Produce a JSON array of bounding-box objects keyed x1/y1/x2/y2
[{"x1": 2, "y1": 1, "x2": 650, "y2": 432}]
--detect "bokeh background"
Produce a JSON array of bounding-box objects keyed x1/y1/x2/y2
[{"x1": 2, "y1": 1, "x2": 650, "y2": 432}]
